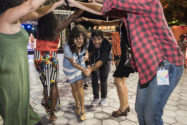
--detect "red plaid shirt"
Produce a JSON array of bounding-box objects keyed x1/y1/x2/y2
[{"x1": 101, "y1": 0, "x2": 184, "y2": 85}]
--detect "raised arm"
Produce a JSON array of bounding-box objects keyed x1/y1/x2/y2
[
  {"x1": 20, "y1": 0, "x2": 65, "y2": 23},
  {"x1": 102, "y1": 0, "x2": 155, "y2": 16},
  {"x1": 88, "y1": 0, "x2": 104, "y2": 4},
  {"x1": 76, "y1": 2, "x2": 102, "y2": 12},
  {"x1": 0, "y1": 0, "x2": 47, "y2": 24},
  {"x1": 56, "y1": 9, "x2": 84, "y2": 32},
  {"x1": 76, "y1": 17, "x2": 121, "y2": 26},
  {"x1": 67, "y1": 0, "x2": 102, "y2": 15}
]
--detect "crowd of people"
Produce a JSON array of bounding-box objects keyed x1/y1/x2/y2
[{"x1": 0, "y1": 0, "x2": 185, "y2": 125}]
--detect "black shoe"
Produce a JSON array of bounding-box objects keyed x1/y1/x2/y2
[{"x1": 84, "y1": 83, "x2": 88, "y2": 89}]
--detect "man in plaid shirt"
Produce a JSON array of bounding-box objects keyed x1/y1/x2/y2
[
  {"x1": 101, "y1": 0, "x2": 184, "y2": 124},
  {"x1": 67, "y1": 0, "x2": 184, "y2": 124}
]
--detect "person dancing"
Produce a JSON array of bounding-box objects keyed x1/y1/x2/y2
[
  {"x1": 34, "y1": 9, "x2": 83, "y2": 121},
  {"x1": 0, "y1": 0, "x2": 64, "y2": 124},
  {"x1": 63, "y1": 24, "x2": 88, "y2": 121},
  {"x1": 76, "y1": 16, "x2": 133, "y2": 117},
  {"x1": 66, "y1": 0, "x2": 184, "y2": 124}
]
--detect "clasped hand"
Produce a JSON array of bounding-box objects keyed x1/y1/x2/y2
[{"x1": 82, "y1": 68, "x2": 91, "y2": 76}]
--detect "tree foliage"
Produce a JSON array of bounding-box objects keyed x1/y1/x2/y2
[{"x1": 161, "y1": 0, "x2": 187, "y2": 25}]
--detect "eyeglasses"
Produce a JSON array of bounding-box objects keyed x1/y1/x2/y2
[{"x1": 74, "y1": 36, "x2": 84, "y2": 41}]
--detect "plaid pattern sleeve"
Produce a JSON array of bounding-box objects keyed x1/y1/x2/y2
[
  {"x1": 101, "y1": 0, "x2": 154, "y2": 16},
  {"x1": 102, "y1": 0, "x2": 184, "y2": 85}
]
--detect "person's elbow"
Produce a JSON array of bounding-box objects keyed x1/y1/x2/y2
[
  {"x1": 27, "y1": 0, "x2": 44, "y2": 12},
  {"x1": 99, "y1": 59, "x2": 105, "y2": 66},
  {"x1": 95, "y1": 11, "x2": 102, "y2": 16}
]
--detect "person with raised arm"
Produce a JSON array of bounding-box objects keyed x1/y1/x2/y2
[
  {"x1": 67, "y1": 0, "x2": 184, "y2": 124},
  {"x1": 0, "y1": 0, "x2": 65, "y2": 124},
  {"x1": 34, "y1": 9, "x2": 84, "y2": 121}
]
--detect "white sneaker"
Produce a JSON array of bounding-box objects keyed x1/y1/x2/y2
[
  {"x1": 91, "y1": 99, "x2": 99, "y2": 106},
  {"x1": 99, "y1": 98, "x2": 107, "y2": 106}
]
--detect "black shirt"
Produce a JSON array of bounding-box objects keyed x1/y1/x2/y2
[
  {"x1": 120, "y1": 22, "x2": 131, "y2": 62},
  {"x1": 88, "y1": 38, "x2": 112, "y2": 65}
]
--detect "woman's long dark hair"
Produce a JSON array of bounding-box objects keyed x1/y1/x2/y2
[
  {"x1": 37, "y1": 12, "x2": 59, "y2": 41},
  {"x1": 0, "y1": 0, "x2": 23, "y2": 14},
  {"x1": 68, "y1": 24, "x2": 88, "y2": 53}
]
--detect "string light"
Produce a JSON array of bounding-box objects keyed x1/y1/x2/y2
[{"x1": 27, "y1": 25, "x2": 31, "y2": 29}]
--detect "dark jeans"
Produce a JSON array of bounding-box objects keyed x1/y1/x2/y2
[{"x1": 91, "y1": 61, "x2": 111, "y2": 99}]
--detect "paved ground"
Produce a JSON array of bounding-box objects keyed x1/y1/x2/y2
[{"x1": 0, "y1": 54, "x2": 187, "y2": 125}]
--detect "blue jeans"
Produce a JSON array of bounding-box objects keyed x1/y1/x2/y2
[{"x1": 135, "y1": 60, "x2": 183, "y2": 125}]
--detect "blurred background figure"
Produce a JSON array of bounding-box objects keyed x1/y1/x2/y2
[
  {"x1": 178, "y1": 34, "x2": 187, "y2": 68},
  {"x1": 28, "y1": 33, "x2": 36, "y2": 50}
]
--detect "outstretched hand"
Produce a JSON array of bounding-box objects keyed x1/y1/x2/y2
[
  {"x1": 83, "y1": 55, "x2": 89, "y2": 61},
  {"x1": 75, "y1": 17, "x2": 87, "y2": 22},
  {"x1": 66, "y1": 0, "x2": 74, "y2": 7}
]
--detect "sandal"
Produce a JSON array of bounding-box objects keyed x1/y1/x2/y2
[
  {"x1": 41, "y1": 97, "x2": 50, "y2": 113},
  {"x1": 80, "y1": 113, "x2": 86, "y2": 121},
  {"x1": 41, "y1": 98, "x2": 45, "y2": 106},
  {"x1": 126, "y1": 106, "x2": 130, "y2": 113},
  {"x1": 49, "y1": 114, "x2": 57, "y2": 121},
  {"x1": 74, "y1": 106, "x2": 81, "y2": 115},
  {"x1": 112, "y1": 106, "x2": 130, "y2": 117}
]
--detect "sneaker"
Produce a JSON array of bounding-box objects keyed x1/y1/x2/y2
[
  {"x1": 87, "y1": 105, "x2": 96, "y2": 111},
  {"x1": 91, "y1": 99, "x2": 99, "y2": 106},
  {"x1": 99, "y1": 98, "x2": 107, "y2": 106}
]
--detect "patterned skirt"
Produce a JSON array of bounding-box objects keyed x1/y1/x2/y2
[{"x1": 34, "y1": 50, "x2": 60, "y2": 111}]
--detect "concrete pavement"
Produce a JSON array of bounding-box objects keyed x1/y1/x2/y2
[{"x1": 0, "y1": 54, "x2": 187, "y2": 125}]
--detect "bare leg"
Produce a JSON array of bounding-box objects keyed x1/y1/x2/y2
[
  {"x1": 50, "y1": 83, "x2": 58, "y2": 121},
  {"x1": 115, "y1": 59, "x2": 120, "y2": 68},
  {"x1": 75, "y1": 80, "x2": 85, "y2": 114},
  {"x1": 43, "y1": 86, "x2": 50, "y2": 112},
  {"x1": 71, "y1": 83, "x2": 80, "y2": 108},
  {"x1": 114, "y1": 77, "x2": 129, "y2": 111},
  {"x1": 183, "y1": 51, "x2": 186, "y2": 68}
]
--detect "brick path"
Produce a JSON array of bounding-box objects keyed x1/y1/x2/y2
[{"x1": 0, "y1": 54, "x2": 187, "y2": 125}]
